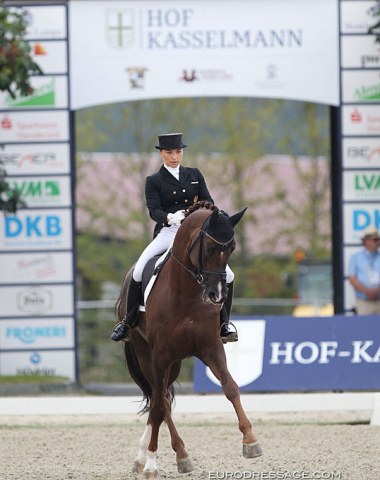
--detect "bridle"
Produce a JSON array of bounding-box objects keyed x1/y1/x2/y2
[{"x1": 171, "y1": 213, "x2": 235, "y2": 287}]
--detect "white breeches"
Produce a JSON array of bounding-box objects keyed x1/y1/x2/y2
[{"x1": 132, "y1": 225, "x2": 234, "y2": 283}]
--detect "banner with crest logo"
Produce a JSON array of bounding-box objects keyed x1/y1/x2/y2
[{"x1": 69, "y1": 0, "x2": 340, "y2": 110}]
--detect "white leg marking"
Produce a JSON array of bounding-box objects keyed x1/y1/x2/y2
[
  {"x1": 143, "y1": 450, "x2": 158, "y2": 473},
  {"x1": 136, "y1": 425, "x2": 151, "y2": 464}
]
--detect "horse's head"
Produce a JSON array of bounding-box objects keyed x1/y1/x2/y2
[{"x1": 173, "y1": 204, "x2": 246, "y2": 305}]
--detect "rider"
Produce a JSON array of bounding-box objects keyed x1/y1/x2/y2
[{"x1": 111, "y1": 133, "x2": 237, "y2": 343}]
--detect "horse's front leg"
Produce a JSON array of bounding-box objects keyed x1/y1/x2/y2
[{"x1": 200, "y1": 345, "x2": 263, "y2": 459}]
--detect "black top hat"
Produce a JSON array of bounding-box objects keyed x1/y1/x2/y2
[{"x1": 155, "y1": 133, "x2": 188, "y2": 150}]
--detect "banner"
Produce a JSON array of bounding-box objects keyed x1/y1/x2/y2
[
  {"x1": 69, "y1": 0, "x2": 340, "y2": 109},
  {"x1": 194, "y1": 315, "x2": 380, "y2": 392}
]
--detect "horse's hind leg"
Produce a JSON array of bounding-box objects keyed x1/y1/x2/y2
[
  {"x1": 164, "y1": 397, "x2": 194, "y2": 473},
  {"x1": 201, "y1": 347, "x2": 263, "y2": 459}
]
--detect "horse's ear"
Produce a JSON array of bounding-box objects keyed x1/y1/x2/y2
[{"x1": 229, "y1": 207, "x2": 247, "y2": 228}]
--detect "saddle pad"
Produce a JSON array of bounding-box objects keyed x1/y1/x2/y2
[{"x1": 139, "y1": 244, "x2": 172, "y2": 312}]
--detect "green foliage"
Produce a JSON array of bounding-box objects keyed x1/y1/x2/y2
[
  {"x1": 368, "y1": 1, "x2": 380, "y2": 43},
  {"x1": 76, "y1": 233, "x2": 143, "y2": 300},
  {"x1": 0, "y1": 7, "x2": 43, "y2": 98},
  {"x1": 0, "y1": 160, "x2": 26, "y2": 214}
]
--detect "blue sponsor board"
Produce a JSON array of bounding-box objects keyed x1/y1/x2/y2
[{"x1": 194, "y1": 315, "x2": 380, "y2": 392}]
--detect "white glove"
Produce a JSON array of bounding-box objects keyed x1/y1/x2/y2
[{"x1": 167, "y1": 210, "x2": 185, "y2": 226}]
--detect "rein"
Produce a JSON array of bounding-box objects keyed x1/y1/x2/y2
[{"x1": 171, "y1": 213, "x2": 234, "y2": 286}]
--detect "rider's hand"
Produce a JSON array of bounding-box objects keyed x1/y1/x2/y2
[{"x1": 167, "y1": 210, "x2": 185, "y2": 225}]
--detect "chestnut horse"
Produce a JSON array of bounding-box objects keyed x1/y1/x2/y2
[{"x1": 115, "y1": 202, "x2": 262, "y2": 478}]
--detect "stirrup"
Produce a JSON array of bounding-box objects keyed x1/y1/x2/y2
[
  {"x1": 220, "y1": 321, "x2": 238, "y2": 344},
  {"x1": 111, "y1": 318, "x2": 130, "y2": 342}
]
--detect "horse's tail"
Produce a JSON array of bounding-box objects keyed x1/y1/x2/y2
[
  {"x1": 118, "y1": 266, "x2": 175, "y2": 414},
  {"x1": 124, "y1": 341, "x2": 152, "y2": 414},
  {"x1": 124, "y1": 341, "x2": 176, "y2": 414}
]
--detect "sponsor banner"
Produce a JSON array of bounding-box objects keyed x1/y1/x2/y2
[
  {"x1": 0, "y1": 143, "x2": 70, "y2": 176},
  {"x1": 0, "y1": 77, "x2": 68, "y2": 110},
  {"x1": 0, "y1": 350, "x2": 75, "y2": 380},
  {"x1": 194, "y1": 316, "x2": 380, "y2": 391},
  {"x1": 7, "y1": 176, "x2": 72, "y2": 208},
  {"x1": 341, "y1": 35, "x2": 380, "y2": 69},
  {"x1": 0, "y1": 317, "x2": 75, "y2": 350},
  {"x1": 342, "y1": 137, "x2": 380, "y2": 168},
  {"x1": 0, "y1": 285, "x2": 74, "y2": 317},
  {"x1": 342, "y1": 105, "x2": 380, "y2": 136},
  {"x1": 69, "y1": 0, "x2": 339, "y2": 108},
  {"x1": 0, "y1": 209, "x2": 72, "y2": 251},
  {"x1": 29, "y1": 40, "x2": 68, "y2": 75},
  {"x1": 24, "y1": 5, "x2": 67, "y2": 40},
  {"x1": 343, "y1": 170, "x2": 380, "y2": 201},
  {"x1": 340, "y1": 1, "x2": 375, "y2": 34},
  {"x1": 342, "y1": 70, "x2": 380, "y2": 103},
  {"x1": 343, "y1": 203, "x2": 380, "y2": 244},
  {"x1": 0, "y1": 252, "x2": 73, "y2": 284},
  {"x1": 0, "y1": 111, "x2": 70, "y2": 143}
]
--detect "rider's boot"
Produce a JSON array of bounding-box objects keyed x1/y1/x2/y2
[
  {"x1": 220, "y1": 281, "x2": 238, "y2": 343},
  {"x1": 111, "y1": 278, "x2": 142, "y2": 342}
]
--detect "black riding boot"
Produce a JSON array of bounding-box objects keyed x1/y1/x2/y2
[
  {"x1": 220, "y1": 281, "x2": 238, "y2": 343},
  {"x1": 111, "y1": 278, "x2": 142, "y2": 342}
]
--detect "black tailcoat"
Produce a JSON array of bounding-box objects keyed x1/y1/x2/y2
[{"x1": 145, "y1": 165, "x2": 213, "y2": 237}]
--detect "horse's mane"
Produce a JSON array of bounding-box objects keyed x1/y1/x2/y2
[{"x1": 184, "y1": 200, "x2": 219, "y2": 218}]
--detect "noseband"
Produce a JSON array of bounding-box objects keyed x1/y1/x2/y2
[{"x1": 171, "y1": 213, "x2": 234, "y2": 287}]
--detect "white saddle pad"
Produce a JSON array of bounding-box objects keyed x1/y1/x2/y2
[{"x1": 139, "y1": 243, "x2": 173, "y2": 312}]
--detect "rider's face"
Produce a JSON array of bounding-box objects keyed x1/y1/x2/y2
[{"x1": 160, "y1": 148, "x2": 183, "y2": 169}]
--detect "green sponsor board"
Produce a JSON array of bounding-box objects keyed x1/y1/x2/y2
[
  {"x1": 355, "y1": 83, "x2": 380, "y2": 101},
  {"x1": 5, "y1": 79, "x2": 56, "y2": 108}
]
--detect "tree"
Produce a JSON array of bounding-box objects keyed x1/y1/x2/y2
[
  {"x1": 0, "y1": 7, "x2": 42, "y2": 98},
  {"x1": 368, "y1": 1, "x2": 380, "y2": 43},
  {"x1": 0, "y1": 6, "x2": 42, "y2": 214},
  {"x1": 273, "y1": 102, "x2": 331, "y2": 258}
]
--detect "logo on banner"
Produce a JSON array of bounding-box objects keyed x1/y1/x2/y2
[
  {"x1": 180, "y1": 68, "x2": 233, "y2": 83},
  {"x1": 32, "y1": 43, "x2": 47, "y2": 55},
  {"x1": 17, "y1": 288, "x2": 53, "y2": 314},
  {"x1": 347, "y1": 145, "x2": 380, "y2": 163},
  {"x1": 353, "y1": 174, "x2": 380, "y2": 199},
  {"x1": 6, "y1": 324, "x2": 66, "y2": 345},
  {"x1": 352, "y1": 209, "x2": 380, "y2": 239},
  {"x1": 206, "y1": 321, "x2": 266, "y2": 387},
  {"x1": 351, "y1": 108, "x2": 362, "y2": 123},
  {"x1": 4, "y1": 214, "x2": 62, "y2": 239},
  {"x1": 10, "y1": 179, "x2": 60, "y2": 204},
  {"x1": 107, "y1": 11, "x2": 134, "y2": 48},
  {"x1": 15, "y1": 254, "x2": 57, "y2": 281},
  {"x1": 0, "y1": 151, "x2": 61, "y2": 168},
  {"x1": 4, "y1": 79, "x2": 56, "y2": 108},
  {"x1": 1, "y1": 115, "x2": 12, "y2": 129},
  {"x1": 126, "y1": 66, "x2": 148, "y2": 89},
  {"x1": 354, "y1": 80, "x2": 380, "y2": 101}
]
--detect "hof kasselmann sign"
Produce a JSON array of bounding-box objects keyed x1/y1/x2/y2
[
  {"x1": 194, "y1": 316, "x2": 380, "y2": 392},
  {"x1": 69, "y1": 0, "x2": 340, "y2": 109}
]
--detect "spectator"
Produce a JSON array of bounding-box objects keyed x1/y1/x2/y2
[{"x1": 348, "y1": 226, "x2": 380, "y2": 314}]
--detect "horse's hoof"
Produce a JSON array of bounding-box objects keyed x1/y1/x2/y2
[
  {"x1": 177, "y1": 456, "x2": 195, "y2": 473},
  {"x1": 132, "y1": 460, "x2": 145, "y2": 474},
  {"x1": 143, "y1": 469, "x2": 158, "y2": 479},
  {"x1": 243, "y1": 441, "x2": 263, "y2": 458}
]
